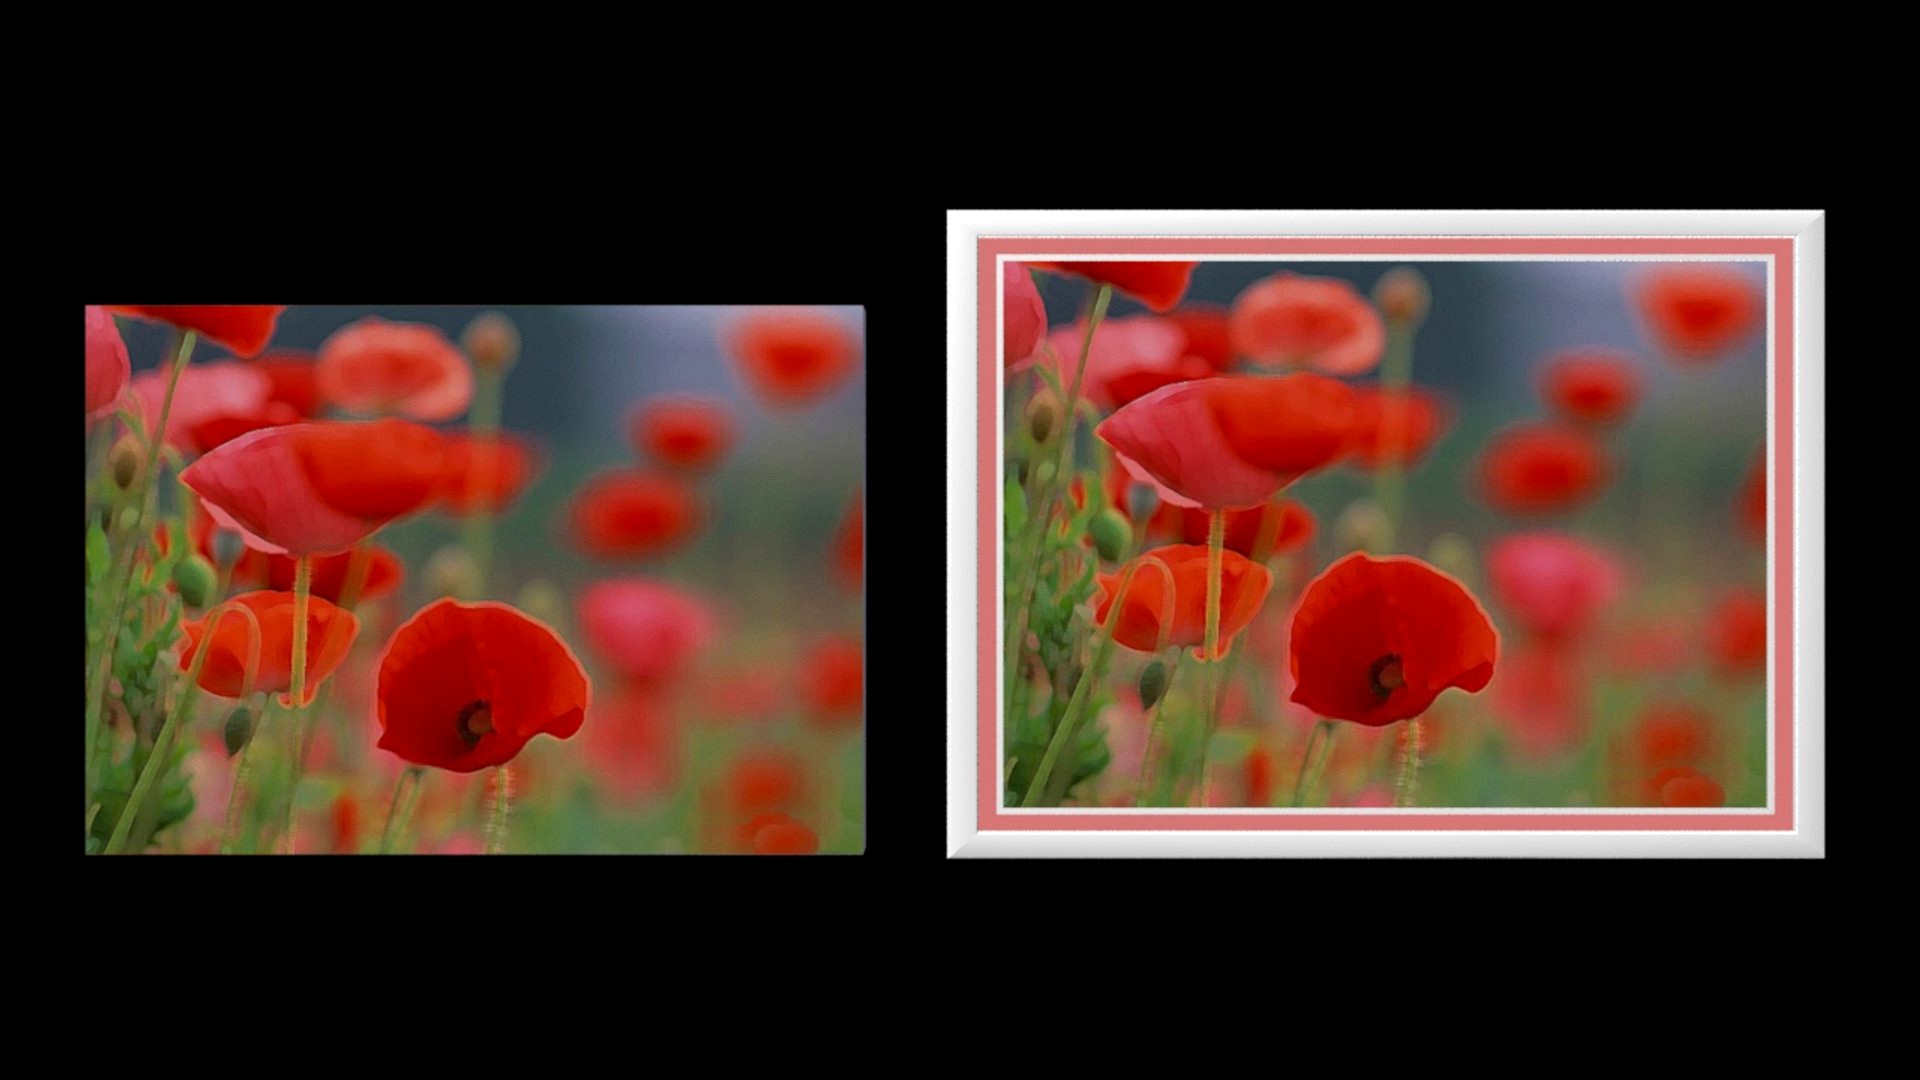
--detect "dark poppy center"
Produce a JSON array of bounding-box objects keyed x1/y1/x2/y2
[
  {"x1": 1368, "y1": 655, "x2": 1405, "y2": 700},
  {"x1": 456, "y1": 700, "x2": 493, "y2": 746}
]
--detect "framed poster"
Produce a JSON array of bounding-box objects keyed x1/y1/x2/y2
[{"x1": 947, "y1": 210, "x2": 1823, "y2": 857}]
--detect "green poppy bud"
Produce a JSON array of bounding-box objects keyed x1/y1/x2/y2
[
  {"x1": 211, "y1": 528, "x2": 245, "y2": 569},
  {"x1": 1138, "y1": 659, "x2": 1170, "y2": 709},
  {"x1": 462, "y1": 311, "x2": 521, "y2": 373},
  {"x1": 1336, "y1": 499, "x2": 1389, "y2": 553},
  {"x1": 109, "y1": 436, "x2": 142, "y2": 491},
  {"x1": 516, "y1": 579, "x2": 567, "y2": 628},
  {"x1": 172, "y1": 554, "x2": 218, "y2": 608},
  {"x1": 425, "y1": 546, "x2": 479, "y2": 599},
  {"x1": 223, "y1": 706, "x2": 255, "y2": 757},
  {"x1": 1090, "y1": 508, "x2": 1131, "y2": 562},
  {"x1": 1026, "y1": 389, "x2": 1060, "y2": 446}
]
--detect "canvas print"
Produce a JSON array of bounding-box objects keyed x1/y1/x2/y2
[
  {"x1": 85, "y1": 304, "x2": 863, "y2": 854},
  {"x1": 997, "y1": 258, "x2": 1771, "y2": 812}
]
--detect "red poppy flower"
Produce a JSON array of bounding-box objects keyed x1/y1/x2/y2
[
  {"x1": 1486, "y1": 532, "x2": 1623, "y2": 642},
  {"x1": 832, "y1": 489, "x2": 862, "y2": 590},
  {"x1": 1030, "y1": 261, "x2": 1198, "y2": 313},
  {"x1": 1095, "y1": 544, "x2": 1273, "y2": 659},
  {"x1": 1289, "y1": 553, "x2": 1499, "y2": 726},
  {"x1": 1165, "y1": 305, "x2": 1235, "y2": 371},
  {"x1": 316, "y1": 317, "x2": 473, "y2": 421},
  {"x1": 1736, "y1": 447, "x2": 1766, "y2": 545},
  {"x1": 1344, "y1": 386, "x2": 1451, "y2": 469},
  {"x1": 1096, "y1": 375, "x2": 1357, "y2": 510},
  {"x1": 800, "y1": 635, "x2": 862, "y2": 728},
  {"x1": 374, "y1": 599, "x2": 590, "y2": 773},
  {"x1": 86, "y1": 305, "x2": 130, "y2": 420},
  {"x1": 1045, "y1": 316, "x2": 1213, "y2": 411},
  {"x1": 182, "y1": 420, "x2": 449, "y2": 556},
  {"x1": 1636, "y1": 266, "x2": 1763, "y2": 362},
  {"x1": 264, "y1": 545, "x2": 403, "y2": 605},
  {"x1": 1174, "y1": 498, "x2": 1315, "y2": 561},
  {"x1": 569, "y1": 470, "x2": 703, "y2": 561},
  {"x1": 110, "y1": 305, "x2": 286, "y2": 358},
  {"x1": 1491, "y1": 641, "x2": 1586, "y2": 758},
  {"x1": 1539, "y1": 350, "x2": 1642, "y2": 426},
  {"x1": 1705, "y1": 589, "x2": 1767, "y2": 676},
  {"x1": 1632, "y1": 702, "x2": 1714, "y2": 771},
  {"x1": 582, "y1": 683, "x2": 680, "y2": 800},
  {"x1": 251, "y1": 352, "x2": 322, "y2": 417},
  {"x1": 1245, "y1": 745, "x2": 1274, "y2": 807},
  {"x1": 729, "y1": 308, "x2": 859, "y2": 408},
  {"x1": 1004, "y1": 263, "x2": 1047, "y2": 371},
  {"x1": 629, "y1": 394, "x2": 734, "y2": 471},
  {"x1": 727, "y1": 751, "x2": 806, "y2": 815},
  {"x1": 432, "y1": 432, "x2": 540, "y2": 516},
  {"x1": 1229, "y1": 272, "x2": 1385, "y2": 375},
  {"x1": 753, "y1": 818, "x2": 820, "y2": 855},
  {"x1": 178, "y1": 590, "x2": 359, "y2": 704},
  {"x1": 1476, "y1": 422, "x2": 1611, "y2": 515},
  {"x1": 577, "y1": 578, "x2": 715, "y2": 686},
  {"x1": 133, "y1": 361, "x2": 291, "y2": 454}
]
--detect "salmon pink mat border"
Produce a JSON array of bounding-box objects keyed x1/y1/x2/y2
[{"x1": 976, "y1": 236, "x2": 1795, "y2": 832}]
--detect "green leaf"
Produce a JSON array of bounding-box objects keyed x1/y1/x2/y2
[{"x1": 87, "y1": 523, "x2": 110, "y2": 587}]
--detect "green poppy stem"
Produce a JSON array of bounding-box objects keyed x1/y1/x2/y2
[
  {"x1": 1394, "y1": 719, "x2": 1423, "y2": 807},
  {"x1": 379, "y1": 766, "x2": 425, "y2": 854},
  {"x1": 1135, "y1": 650, "x2": 1180, "y2": 806},
  {"x1": 1022, "y1": 555, "x2": 1139, "y2": 807},
  {"x1": 1292, "y1": 720, "x2": 1337, "y2": 807},
  {"x1": 485, "y1": 764, "x2": 512, "y2": 854},
  {"x1": 279, "y1": 555, "x2": 312, "y2": 853},
  {"x1": 1188, "y1": 510, "x2": 1226, "y2": 805}
]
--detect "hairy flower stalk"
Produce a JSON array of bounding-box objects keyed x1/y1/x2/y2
[
  {"x1": 1394, "y1": 720, "x2": 1424, "y2": 807},
  {"x1": 1292, "y1": 720, "x2": 1337, "y2": 807},
  {"x1": 278, "y1": 556, "x2": 313, "y2": 853},
  {"x1": 1023, "y1": 552, "x2": 1139, "y2": 807},
  {"x1": 1188, "y1": 510, "x2": 1227, "y2": 805}
]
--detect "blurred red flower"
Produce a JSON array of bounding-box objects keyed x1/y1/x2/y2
[
  {"x1": 1486, "y1": 532, "x2": 1623, "y2": 642},
  {"x1": 1476, "y1": 422, "x2": 1611, "y2": 515},
  {"x1": 1705, "y1": 589, "x2": 1767, "y2": 676},
  {"x1": 433, "y1": 432, "x2": 540, "y2": 516},
  {"x1": 1097, "y1": 375, "x2": 1357, "y2": 510},
  {"x1": 630, "y1": 394, "x2": 734, "y2": 472},
  {"x1": 251, "y1": 352, "x2": 322, "y2": 417},
  {"x1": 179, "y1": 590, "x2": 359, "y2": 704},
  {"x1": 1245, "y1": 745, "x2": 1274, "y2": 807},
  {"x1": 1656, "y1": 767, "x2": 1726, "y2": 807},
  {"x1": 1373, "y1": 268, "x2": 1431, "y2": 326},
  {"x1": 1164, "y1": 305, "x2": 1235, "y2": 371},
  {"x1": 182, "y1": 420, "x2": 448, "y2": 556},
  {"x1": 264, "y1": 545, "x2": 403, "y2": 605},
  {"x1": 1289, "y1": 553, "x2": 1498, "y2": 726},
  {"x1": 752, "y1": 818, "x2": 820, "y2": 854},
  {"x1": 1344, "y1": 386, "x2": 1451, "y2": 469},
  {"x1": 1046, "y1": 315, "x2": 1213, "y2": 411},
  {"x1": 1229, "y1": 272, "x2": 1385, "y2": 375},
  {"x1": 800, "y1": 635, "x2": 862, "y2": 728},
  {"x1": 1539, "y1": 350, "x2": 1642, "y2": 426},
  {"x1": 729, "y1": 308, "x2": 859, "y2": 408},
  {"x1": 577, "y1": 578, "x2": 715, "y2": 686},
  {"x1": 133, "y1": 361, "x2": 290, "y2": 455},
  {"x1": 111, "y1": 305, "x2": 285, "y2": 358},
  {"x1": 582, "y1": 684, "x2": 680, "y2": 801},
  {"x1": 832, "y1": 489, "x2": 862, "y2": 590},
  {"x1": 1632, "y1": 702, "x2": 1714, "y2": 771},
  {"x1": 697, "y1": 664, "x2": 786, "y2": 725},
  {"x1": 1095, "y1": 543, "x2": 1273, "y2": 660},
  {"x1": 1737, "y1": 447, "x2": 1767, "y2": 545},
  {"x1": 1173, "y1": 498, "x2": 1314, "y2": 562},
  {"x1": 569, "y1": 469, "x2": 703, "y2": 560},
  {"x1": 317, "y1": 318, "x2": 472, "y2": 420},
  {"x1": 1004, "y1": 263, "x2": 1047, "y2": 370},
  {"x1": 1605, "y1": 614, "x2": 1694, "y2": 677},
  {"x1": 727, "y1": 750, "x2": 807, "y2": 815},
  {"x1": 375, "y1": 599, "x2": 590, "y2": 773},
  {"x1": 86, "y1": 306, "x2": 130, "y2": 420},
  {"x1": 1030, "y1": 261, "x2": 1198, "y2": 312},
  {"x1": 1491, "y1": 641, "x2": 1586, "y2": 758},
  {"x1": 1636, "y1": 266, "x2": 1762, "y2": 362}
]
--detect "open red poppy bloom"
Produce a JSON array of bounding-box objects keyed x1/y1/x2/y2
[
  {"x1": 179, "y1": 590, "x2": 359, "y2": 704},
  {"x1": 582, "y1": 684, "x2": 680, "y2": 800},
  {"x1": 1030, "y1": 261, "x2": 1198, "y2": 313},
  {"x1": 1491, "y1": 641, "x2": 1586, "y2": 758},
  {"x1": 432, "y1": 432, "x2": 540, "y2": 516},
  {"x1": 1344, "y1": 386, "x2": 1450, "y2": 469},
  {"x1": 1229, "y1": 272, "x2": 1385, "y2": 375},
  {"x1": 1164, "y1": 305, "x2": 1235, "y2": 371},
  {"x1": 1476, "y1": 422, "x2": 1611, "y2": 515},
  {"x1": 1705, "y1": 588, "x2": 1767, "y2": 676},
  {"x1": 729, "y1": 308, "x2": 859, "y2": 408},
  {"x1": 111, "y1": 305, "x2": 286, "y2": 358},
  {"x1": 832, "y1": 489, "x2": 862, "y2": 590},
  {"x1": 630, "y1": 394, "x2": 734, "y2": 471},
  {"x1": 86, "y1": 306, "x2": 130, "y2": 420},
  {"x1": 265, "y1": 545, "x2": 403, "y2": 605},
  {"x1": 375, "y1": 599, "x2": 590, "y2": 773},
  {"x1": 1097, "y1": 375, "x2": 1357, "y2": 510},
  {"x1": 800, "y1": 635, "x2": 862, "y2": 728},
  {"x1": 1539, "y1": 350, "x2": 1642, "y2": 426},
  {"x1": 1486, "y1": 532, "x2": 1623, "y2": 642},
  {"x1": 752, "y1": 818, "x2": 820, "y2": 854},
  {"x1": 577, "y1": 578, "x2": 716, "y2": 686},
  {"x1": 569, "y1": 469, "x2": 703, "y2": 560},
  {"x1": 1636, "y1": 266, "x2": 1762, "y2": 361},
  {"x1": 1174, "y1": 498, "x2": 1314, "y2": 561},
  {"x1": 251, "y1": 352, "x2": 322, "y2": 417},
  {"x1": 727, "y1": 751, "x2": 806, "y2": 815},
  {"x1": 1045, "y1": 316, "x2": 1213, "y2": 411},
  {"x1": 1004, "y1": 263, "x2": 1047, "y2": 371},
  {"x1": 133, "y1": 361, "x2": 292, "y2": 454},
  {"x1": 1095, "y1": 544, "x2": 1273, "y2": 659},
  {"x1": 1736, "y1": 447, "x2": 1766, "y2": 545},
  {"x1": 1289, "y1": 553, "x2": 1499, "y2": 726},
  {"x1": 316, "y1": 318, "x2": 472, "y2": 420}
]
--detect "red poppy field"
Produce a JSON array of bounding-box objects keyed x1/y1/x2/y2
[
  {"x1": 1002, "y1": 261, "x2": 1768, "y2": 810},
  {"x1": 86, "y1": 305, "x2": 863, "y2": 854}
]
